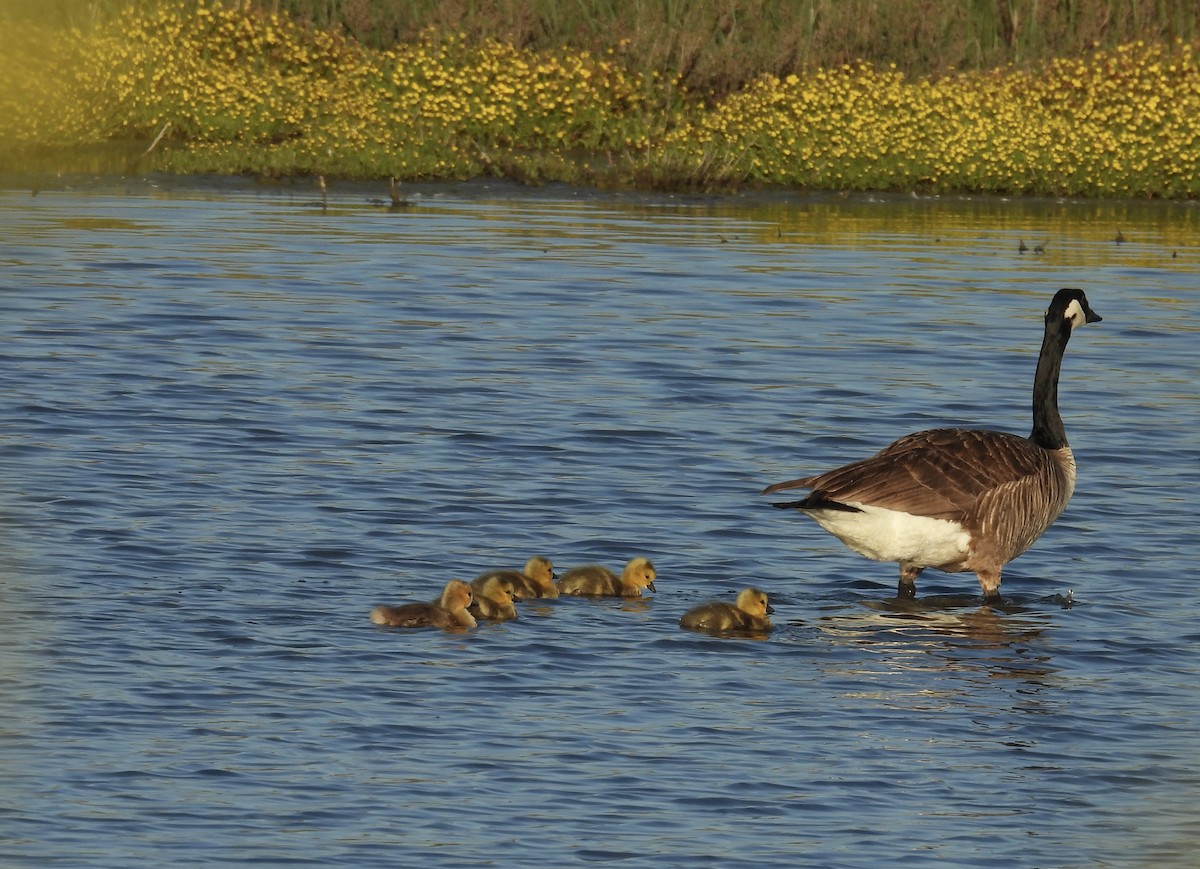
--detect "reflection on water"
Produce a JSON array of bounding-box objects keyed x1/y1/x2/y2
[
  {"x1": 713, "y1": 195, "x2": 1200, "y2": 262},
  {"x1": 816, "y1": 599, "x2": 1061, "y2": 689},
  {"x1": 1, "y1": 177, "x2": 1198, "y2": 868}
]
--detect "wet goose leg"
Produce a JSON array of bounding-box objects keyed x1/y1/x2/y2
[
  {"x1": 898, "y1": 564, "x2": 922, "y2": 599},
  {"x1": 977, "y1": 568, "x2": 1002, "y2": 604}
]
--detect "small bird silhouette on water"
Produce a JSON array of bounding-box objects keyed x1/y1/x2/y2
[{"x1": 388, "y1": 177, "x2": 410, "y2": 209}]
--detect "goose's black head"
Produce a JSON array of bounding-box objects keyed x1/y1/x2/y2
[{"x1": 1047, "y1": 288, "x2": 1102, "y2": 331}]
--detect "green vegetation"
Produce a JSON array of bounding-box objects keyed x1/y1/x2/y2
[
  {"x1": 236, "y1": 0, "x2": 1200, "y2": 95},
  {"x1": 2, "y1": 0, "x2": 1199, "y2": 197}
]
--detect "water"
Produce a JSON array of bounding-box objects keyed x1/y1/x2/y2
[{"x1": 2, "y1": 177, "x2": 1199, "y2": 868}]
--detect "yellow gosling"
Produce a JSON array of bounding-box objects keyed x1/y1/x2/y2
[
  {"x1": 475, "y1": 555, "x2": 557, "y2": 600},
  {"x1": 680, "y1": 587, "x2": 774, "y2": 634},
  {"x1": 557, "y1": 557, "x2": 657, "y2": 598},
  {"x1": 369, "y1": 579, "x2": 477, "y2": 630},
  {"x1": 468, "y1": 574, "x2": 519, "y2": 621}
]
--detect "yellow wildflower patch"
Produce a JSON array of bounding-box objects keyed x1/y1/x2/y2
[
  {"x1": 662, "y1": 41, "x2": 1200, "y2": 196},
  {"x1": 1, "y1": 1, "x2": 1197, "y2": 196}
]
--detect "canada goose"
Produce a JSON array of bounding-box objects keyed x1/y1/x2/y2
[
  {"x1": 369, "y1": 579, "x2": 477, "y2": 629},
  {"x1": 762, "y1": 288, "x2": 1101, "y2": 602},
  {"x1": 475, "y1": 556, "x2": 558, "y2": 600},
  {"x1": 468, "y1": 575, "x2": 519, "y2": 621},
  {"x1": 680, "y1": 587, "x2": 774, "y2": 633},
  {"x1": 557, "y1": 557, "x2": 657, "y2": 597}
]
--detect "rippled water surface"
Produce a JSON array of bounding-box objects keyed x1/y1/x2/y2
[{"x1": 2, "y1": 178, "x2": 1199, "y2": 868}]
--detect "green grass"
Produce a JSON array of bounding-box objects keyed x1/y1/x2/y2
[
  {"x1": 10, "y1": 0, "x2": 1200, "y2": 94},
  {"x1": 263, "y1": 0, "x2": 1200, "y2": 93}
]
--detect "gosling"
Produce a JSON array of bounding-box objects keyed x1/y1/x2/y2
[
  {"x1": 475, "y1": 555, "x2": 558, "y2": 600},
  {"x1": 680, "y1": 587, "x2": 774, "y2": 634},
  {"x1": 369, "y1": 579, "x2": 477, "y2": 630},
  {"x1": 556, "y1": 557, "x2": 657, "y2": 598},
  {"x1": 468, "y1": 574, "x2": 519, "y2": 621}
]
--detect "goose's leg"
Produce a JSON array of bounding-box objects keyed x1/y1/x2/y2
[
  {"x1": 977, "y1": 568, "x2": 1002, "y2": 603},
  {"x1": 898, "y1": 564, "x2": 922, "y2": 599}
]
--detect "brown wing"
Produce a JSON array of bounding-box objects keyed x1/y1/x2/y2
[{"x1": 763, "y1": 428, "x2": 1051, "y2": 521}]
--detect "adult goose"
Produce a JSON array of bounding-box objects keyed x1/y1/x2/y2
[{"x1": 762, "y1": 288, "x2": 1101, "y2": 602}]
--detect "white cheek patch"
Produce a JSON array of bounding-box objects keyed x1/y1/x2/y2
[{"x1": 1063, "y1": 297, "x2": 1086, "y2": 328}]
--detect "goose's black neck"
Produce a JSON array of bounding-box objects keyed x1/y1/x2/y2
[{"x1": 1029, "y1": 316, "x2": 1073, "y2": 450}]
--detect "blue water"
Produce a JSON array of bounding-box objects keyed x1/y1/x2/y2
[{"x1": 2, "y1": 178, "x2": 1199, "y2": 868}]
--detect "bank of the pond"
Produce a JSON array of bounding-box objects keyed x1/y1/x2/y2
[{"x1": 2, "y1": 1, "x2": 1199, "y2": 197}]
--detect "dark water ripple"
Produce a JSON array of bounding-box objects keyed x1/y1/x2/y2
[{"x1": 1, "y1": 180, "x2": 1199, "y2": 867}]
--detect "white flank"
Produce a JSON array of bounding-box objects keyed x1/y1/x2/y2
[{"x1": 804, "y1": 503, "x2": 971, "y2": 567}]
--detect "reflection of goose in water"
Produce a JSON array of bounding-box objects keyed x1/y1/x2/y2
[
  {"x1": 475, "y1": 556, "x2": 557, "y2": 600},
  {"x1": 557, "y1": 557, "x2": 657, "y2": 597},
  {"x1": 763, "y1": 289, "x2": 1101, "y2": 603},
  {"x1": 680, "y1": 587, "x2": 774, "y2": 634},
  {"x1": 369, "y1": 579, "x2": 477, "y2": 629},
  {"x1": 815, "y1": 597, "x2": 1063, "y2": 686}
]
